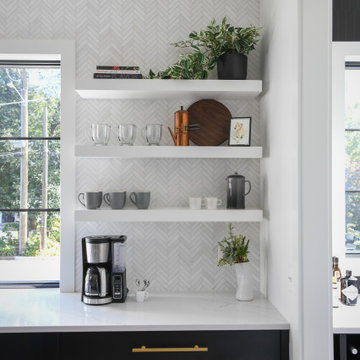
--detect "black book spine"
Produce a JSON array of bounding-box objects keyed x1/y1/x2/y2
[
  {"x1": 96, "y1": 65, "x2": 140, "y2": 70},
  {"x1": 93, "y1": 73, "x2": 143, "y2": 79}
]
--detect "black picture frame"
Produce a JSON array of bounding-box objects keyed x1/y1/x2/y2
[{"x1": 228, "y1": 117, "x2": 252, "y2": 146}]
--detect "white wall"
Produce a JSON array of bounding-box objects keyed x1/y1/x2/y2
[
  {"x1": 301, "y1": 0, "x2": 332, "y2": 358},
  {"x1": 260, "y1": 0, "x2": 332, "y2": 359},
  {"x1": 260, "y1": 0, "x2": 300, "y2": 358},
  {"x1": 0, "y1": 0, "x2": 263, "y2": 292}
]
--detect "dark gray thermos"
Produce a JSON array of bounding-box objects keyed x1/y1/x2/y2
[{"x1": 226, "y1": 172, "x2": 252, "y2": 209}]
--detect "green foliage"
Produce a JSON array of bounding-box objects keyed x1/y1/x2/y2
[
  {"x1": 0, "y1": 67, "x2": 61, "y2": 257},
  {"x1": 173, "y1": 18, "x2": 261, "y2": 69},
  {"x1": 217, "y1": 223, "x2": 250, "y2": 266},
  {"x1": 345, "y1": 132, "x2": 360, "y2": 233},
  {"x1": 0, "y1": 215, "x2": 60, "y2": 257},
  {"x1": 0, "y1": 225, "x2": 18, "y2": 256},
  {"x1": 25, "y1": 230, "x2": 60, "y2": 257},
  {"x1": 148, "y1": 52, "x2": 208, "y2": 79},
  {"x1": 346, "y1": 224, "x2": 360, "y2": 238},
  {"x1": 147, "y1": 17, "x2": 261, "y2": 79},
  {"x1": 0, "y1": 68, "x2": 61, "y2": 211},
  {"x1": 344, "y1": 72, "x2": 360, "y2": 240},
  {"x1": 354, "y1": 240, "x2": 360, "y2": 250}
]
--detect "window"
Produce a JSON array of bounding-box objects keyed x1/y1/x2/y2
[
  {"x1": 345, "y1": 62, "x2": 360, "y2": 254},
  {"x1": 0, "y1": 60, "x2": 60, "y2": 284}
]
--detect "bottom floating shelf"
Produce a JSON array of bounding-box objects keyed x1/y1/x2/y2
[{"x1": 75, "y1": 208, "x2": 263, "y2": 222}]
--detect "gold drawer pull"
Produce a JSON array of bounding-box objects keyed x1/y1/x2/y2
[{"x1": 132, "y1": 345, "x2": 208, "y2": 353}]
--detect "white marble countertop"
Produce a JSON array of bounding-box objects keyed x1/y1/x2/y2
[
  {"x1": 333, "y1": 303, "x2": 360, "y2": 334},
  {"x1": 0, "y1": 289, "x2": 289, "y2": 333}
]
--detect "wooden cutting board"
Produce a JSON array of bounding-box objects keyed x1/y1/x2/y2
[{"x1": 188, "y1": 99, "x2": 232, "y2": 146}]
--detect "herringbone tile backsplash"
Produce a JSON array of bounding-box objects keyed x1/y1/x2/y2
[
  {"x1": 0, "y1": 0, "x2": 261, "y2": 293},
  {"x1": 76, "y1": 222, "x2": 260, "y2": 293}
]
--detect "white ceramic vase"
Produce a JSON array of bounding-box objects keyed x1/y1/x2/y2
[{"x1": 234, "y1": 262, "x2": 253, "y2": 301}]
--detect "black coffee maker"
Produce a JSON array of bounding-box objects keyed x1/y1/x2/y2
[
  {"x1": 226, "y1": 172, "x2": 252, "y2": 209},
  {"x1": 82, "y1": 235, "x2": 127, "y2": 305}
]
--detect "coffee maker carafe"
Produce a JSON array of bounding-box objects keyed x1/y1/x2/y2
[
  {"x1": 226, "y1": 172, "x2": 252, "y2": 209},
  {"x1": 84, "y1": 266, "x2": 108, "y2": 298},
  {"x1": 82, "y1": 235, "x2": 127, "y2": 305}
]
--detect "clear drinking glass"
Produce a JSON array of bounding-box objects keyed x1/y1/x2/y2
[
  {"x1": 142, "y1": 124, "x2": 163, "y2": 146},
  {"x1": 118, "y1": 124, "x2": 137, "y2": 145},
  {"x1": 91, "y1": 124, "x2": 111, "y2": 146}
]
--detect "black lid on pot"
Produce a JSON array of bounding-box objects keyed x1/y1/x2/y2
[{"x1": 227, "y1": 172, "x2": 245, "y2": 179}]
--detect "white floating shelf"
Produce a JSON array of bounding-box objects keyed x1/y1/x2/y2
[
  {"x1": 75, "y1": 145, "x2": 263, "y2": 159},
  {"x1": 76, "y1": 79, "x2": 262, "y2": 100},
  {"x1": 75, "y1": 208, "x2": 263, "y2": 222}
]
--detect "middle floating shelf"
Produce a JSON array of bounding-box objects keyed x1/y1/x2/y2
[
  {"x1": 75, "y1": 146, "x2": 263, "y2": 159},
  {"x1": 75, "y1": 208, "x2": 263, "y2": 223}
]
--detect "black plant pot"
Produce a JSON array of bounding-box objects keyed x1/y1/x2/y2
[{"x1": 217, "y1": 53, "x2": 248, "y2": 80}]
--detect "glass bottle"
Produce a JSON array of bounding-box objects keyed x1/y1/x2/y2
[
  {"x1": 332, "y1": 256, "x2": 342, "y2": 305},
  {"x1": 341, "y1": 270, "x2": 359, "y2": 306}
]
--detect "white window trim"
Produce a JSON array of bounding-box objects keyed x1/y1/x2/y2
[
  {"x1": 0, "y1": 40, "x2": 76, "y2": 292},
  {"x1": 332, "y1": 42, "x2": 360, "y2": 274}
]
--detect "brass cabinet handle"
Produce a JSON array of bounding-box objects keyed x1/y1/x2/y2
[{"x1": 132, "y1": 345, "x2": 208, "y2": 353}]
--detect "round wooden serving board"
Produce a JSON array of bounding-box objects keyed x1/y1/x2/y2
[{"x1": 188, "y1": 99, "x2": 231, "y2": 146}]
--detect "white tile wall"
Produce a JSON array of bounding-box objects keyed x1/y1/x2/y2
[
  {"x1": 77, "y1": 99, "x2": 260, "y2": 146},
  {"x1": 76, "y1": 222, "x2": 260, "y2": 293},
  {"x1": 77, "y1": 158, "x2": 260, "y2": 209},
  {"x1": 0, "y1": 0, "x2": 261, "y2": 293}
]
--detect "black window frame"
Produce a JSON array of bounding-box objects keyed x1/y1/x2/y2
[{"x1": 0, "y1": 60, "x2": 61, "y2": 287}]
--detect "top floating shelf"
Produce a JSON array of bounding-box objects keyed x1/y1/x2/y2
[{"x1": 76, "y1": 79, "x2": 262, "y2": 100}]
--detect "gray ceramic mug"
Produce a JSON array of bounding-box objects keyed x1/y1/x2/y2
[
  {"x1": 104, "y1": 192, "x2": 126, "y2": 209},
  {"x1": 130, "y1": 192, "x2": 150, "y2": 209},
  {"x1": 78, "y1": 192, "x2": 102, "y2": 209}
]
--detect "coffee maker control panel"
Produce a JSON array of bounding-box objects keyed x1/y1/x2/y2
[
  {"x1": 113, "y1": 275, "x2": 123, "y2": 298},
  {"x1": 112, "y1": 271, "x2": 127, "y2": 302}
]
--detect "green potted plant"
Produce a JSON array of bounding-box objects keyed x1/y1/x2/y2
[
  {"x1": 148, "y1": 51, "x2": 208, "y2": 79},
  {"x1": 218, "y1": 223, "x2": 253, "y2": 301},
  {"x1": 173, "y1": 18, "x2": 261, "y2": 80}
]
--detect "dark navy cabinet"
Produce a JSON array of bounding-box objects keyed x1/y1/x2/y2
[
  {"x1": 0, "y1": 333, "x2": 60, "y2": 360},
  {"x1": 334, "y1": 334, "x2": 360, "y2": 360},
  {"x1": 0, "y1": 330, "x2": 289, "y2": 360},
  {"x1": 333, "y1": 0, "x2": 360, "y2": 41}
]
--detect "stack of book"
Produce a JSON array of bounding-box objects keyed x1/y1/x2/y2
[{"x1": 94, "y1": 65, "x2": 142, "y2": 79}]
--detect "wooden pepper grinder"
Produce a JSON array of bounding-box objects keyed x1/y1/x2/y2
[
  {"x1": 168, "y1": 106, "x2": 189, "y2": 146},
  {"x1": 180, "y1": 106, "x2": 189, "y2": 146}
]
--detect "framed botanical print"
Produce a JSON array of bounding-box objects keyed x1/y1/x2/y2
[{"x1": 228, "y1": 117, "x2": 251, "y2": 146}]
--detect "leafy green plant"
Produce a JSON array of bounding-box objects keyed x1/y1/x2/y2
[
  {"x1": 218, "y1": 223, "x2": 250, "y2": 266},
  {"x1": 148, "y1": 52, "x2": 208, "y2": 79},
  {"x1": 147, "y1": 18, "x2": 261, "y2": 79},
  {"x1": 173, "y1": 18, "x2": 261, "y2": 71}
]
